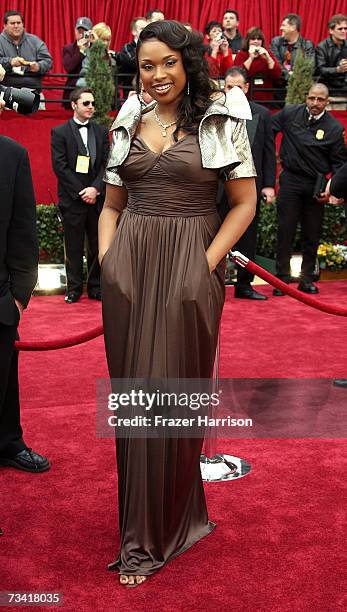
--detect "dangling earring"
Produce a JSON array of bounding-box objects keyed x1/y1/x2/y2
[
  {"x1": 139, "y1": 83, "x2": 146, "y2": 105},
  {"x1": 186, "y1": 81, "x2": 190, "y2": 96}
]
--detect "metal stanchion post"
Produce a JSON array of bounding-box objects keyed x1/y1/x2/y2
[{"x1": 200, "y1": 335, "x2": 251, "y2": 482}]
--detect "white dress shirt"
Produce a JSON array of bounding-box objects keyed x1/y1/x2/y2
[{"x1": 73, "y1": 118, "x2": 89, "y2": 153}]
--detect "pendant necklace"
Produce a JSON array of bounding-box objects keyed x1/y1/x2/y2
[{"x1": 153, "y1": 104, "x2": 176, "y2": 137}]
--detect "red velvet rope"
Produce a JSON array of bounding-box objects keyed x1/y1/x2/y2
[
  {"x1": 245, "y1": 260, "x2": 347, "y2": 317},
  {"x1": 15, "y1": 325, "x2": 104, "y2": 351},
  {"x1": 14, "y1": 258, "x2": 347, "y2": 351}
]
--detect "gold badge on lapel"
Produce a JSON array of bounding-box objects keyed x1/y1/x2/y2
[{"x1": 315, "y1": 129, "x2": 324, "y2": 140}]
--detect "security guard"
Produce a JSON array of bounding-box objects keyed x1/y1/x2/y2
[{"x1": 272, "y1": 83, "x2": 345, "y2": 294}]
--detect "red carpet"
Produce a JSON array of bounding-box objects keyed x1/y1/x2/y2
[
  {"x1": 220, "y1": 281, "x2": 346, "y2": 378},
  {"x1": 0, "y1": 282, "x2": 346, "y2": 611}
]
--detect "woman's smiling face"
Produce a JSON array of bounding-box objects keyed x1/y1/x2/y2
[{"x1": 138, "y1": 38, "x2": 187, "y2": 105}]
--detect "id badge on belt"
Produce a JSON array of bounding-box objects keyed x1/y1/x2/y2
[{"x1": 76, "y1": 155, "x2": 90, "y2": 173}]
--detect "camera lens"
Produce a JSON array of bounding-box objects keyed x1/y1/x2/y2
[{"x1": 0, "y1": 84, "x2": 40, "y2": 114}]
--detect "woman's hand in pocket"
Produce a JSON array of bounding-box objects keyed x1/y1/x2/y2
[{"x1": 205, "y1": 251, "x2": 216, "y2": 274}]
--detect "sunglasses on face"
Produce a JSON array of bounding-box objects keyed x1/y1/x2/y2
[{"x1": 81, "y1": 100, "x2": 95, "y2": 107}]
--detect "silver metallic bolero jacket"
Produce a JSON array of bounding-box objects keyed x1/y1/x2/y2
[{"x1": 104, "y1": 86, "x2": 256, "y2": 186}]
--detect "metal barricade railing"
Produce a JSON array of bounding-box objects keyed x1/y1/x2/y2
[
  {"x1": 40, "y1": 72, "x2": 136, "y2": 107},
  {"x1": 7, "y1": 71, "x2": 347, "y2": 108}
]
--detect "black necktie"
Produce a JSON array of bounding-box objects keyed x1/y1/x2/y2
[{"x1": 77, "y1": 122, "x2": 90, "y2": 129}]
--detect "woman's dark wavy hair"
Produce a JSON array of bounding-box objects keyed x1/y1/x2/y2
[
  {"x1": 135, "y1": 20, "x2": 219, "y2": 139},
  {"x1": 241, "y1": 27, "x2": 266, "y2": 51}
]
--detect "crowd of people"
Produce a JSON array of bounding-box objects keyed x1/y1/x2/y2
[{"x1": 0, "y1": 9, "x2": 346, "y2": 106}]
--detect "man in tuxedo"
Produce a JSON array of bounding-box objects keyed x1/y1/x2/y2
[
  {"x1": 219, "y1": 67, "x2": 276, "y2": 299},
  {"x1": 0, "y1": 99, "x2": 50, "y2": 472},
  {"x1": 51, "y1": 87, "x2": 109, "y2": 303}
]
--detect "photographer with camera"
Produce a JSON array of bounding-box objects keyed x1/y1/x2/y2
[
  {"x1": 235, "y1": 27, "x2": 282, "y2": 102},
  {"x1": 204, "y1": 20, "x2": 233, "y2": 80},
  {"x1": 0, "y1": 9, "x2": 52, "y2": 92},
  {"x1": 62, "y1": 17, "x2": 93, "y2": 109},
  {"x1": 75, "y1": 22, "x2": 116, "y2": 88}
]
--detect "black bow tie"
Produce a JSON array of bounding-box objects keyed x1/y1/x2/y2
[{"x1": 76, "y1": 122, "x2": 90, "y2": 129}]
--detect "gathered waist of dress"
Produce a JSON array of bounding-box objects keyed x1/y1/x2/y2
[
  {"x1": 126, "y1": 190, "x2": 217, "y2": 218},
  {"x1": 126, "y1": 199, "x2": 217, "y2": 217}
]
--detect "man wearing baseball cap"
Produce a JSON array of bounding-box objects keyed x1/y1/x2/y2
[{"x1": 62, "y1": 17, "x2": 93, "y2": 108}]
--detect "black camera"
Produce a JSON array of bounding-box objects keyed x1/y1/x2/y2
[
  {"x1": 0, "y1": 84, "x2": 40, "y2": 115},
  {"x1": 215, "y1": 33, "x2": 226, "y2": 43}
]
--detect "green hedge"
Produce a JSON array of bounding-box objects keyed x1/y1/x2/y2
[
  {"x1": 36, "y1": 201, "x2": 346, "y2": 267},
  {"x1": 257, "y1": 200, "x2": 346, "y2": 259},
  {"x1": 37, "y1": 204, "x2": 64, "y2": 263}
]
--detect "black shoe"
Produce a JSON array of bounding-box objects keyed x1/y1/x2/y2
[
  {"x1": 234, "y1": 287, "x2": 268, "y2": 300},
  {"x1": 0, "y1": 448, "x2": 50, "y2": 473},
  {"x1": 333, "y1": 379, "x2": 347, "y2": 388},
  {"x1": 88, "y1": 291, "x2": 102, "y2": 301},
  {"x1": 273, "y1": 277, "x2": 291, "y2": 296},
  {"x1": 65, "y1": 292, "x2": 81, "y2": 303},
  {"x1": 273, "y1": 288, "x2": 285, "y2": 296},
  {"x1": 298, "y1": 282, "x2": 319, "y2": 294}
]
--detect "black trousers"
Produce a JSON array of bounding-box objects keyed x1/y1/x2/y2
[
  {"x1": 234, "y1": 204, "x2": 260, "y2": 288},
  {"x1": 0, "y1": 324, "x2": 26, "y2": 457},
  {"x1": 276, "y1": 170, "x2": 324, "y2": 282},
  {"x1": 217, "y1": 189, "x2": 260, "y2": 287},
  {"x1": 59, "y1": 202, "x2": 101, "y2": 295}
]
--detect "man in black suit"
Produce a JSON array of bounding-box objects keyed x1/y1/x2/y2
[
  {"x1": 219, "y1": 67, "x2": 277, "y2": 300},
  {"x1": 51, "y1": 87, "x2": 109, "y2": 303},
  {"x1": 0, "y1": 99, "x2": 50, "y2": 472},
  {"x1": 271, "y1": 83, "x2": 345, "y2": 295},
  {"x1": 326, "y1": 161, "x2": 347, "y2": 205},
  {"x1": 117, "y1": 16, "x2": 147, "y2": 98},
  {"x1": 325, "y1": 164, "x2": 347, "y2": 389}
]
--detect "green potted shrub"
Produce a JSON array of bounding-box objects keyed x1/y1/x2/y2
[{"x1": 35, "y1": 204, "x2": 65, "y2": 293}]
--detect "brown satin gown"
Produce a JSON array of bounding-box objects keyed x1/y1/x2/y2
[{"x1": 101, "y1": 133, "x2": 225, "y2": 576}]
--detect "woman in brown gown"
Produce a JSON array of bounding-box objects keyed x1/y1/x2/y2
[{"x1": 99, "y1": 20, "x2": 256, "y2": 587}]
